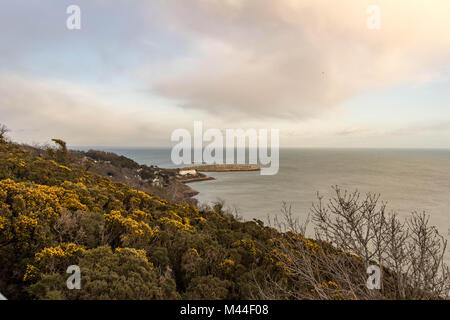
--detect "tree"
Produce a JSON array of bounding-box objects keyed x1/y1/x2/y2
[
  {"x1": 312, "y1": 187, "x2": 450, "y2": 299},
  {"x1": 257, "y1": 187, "x2": 450, "y2": 300},
  {"x1": 47, "y1": 139, "x2": 69, "y2": 164},
  {"x1": 0, "y1": 124, "x2": 9, "y2": 142}
]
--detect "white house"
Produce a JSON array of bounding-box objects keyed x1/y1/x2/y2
[
  {"x1": 179, "y1": 169, "x2": 197, "y2": 176},
  {"x1": 152, "y1": 177, "x2": 163, "y2": 187}
]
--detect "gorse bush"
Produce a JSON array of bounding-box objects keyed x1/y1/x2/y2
[
  {"x1": 84, "y1": 150, "x2": 140, "y2": 169},
  {"x1": 27, "y1": 246, "x2": 177, "y2": 300}
]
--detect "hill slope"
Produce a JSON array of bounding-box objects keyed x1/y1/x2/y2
[{"x1": 0, "y1": 139, "x2": 326, "y2": 299}]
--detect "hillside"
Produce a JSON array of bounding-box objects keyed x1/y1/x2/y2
[
  {"x1": 0, "y1": 138, "x2": 337, "y2": 299},
  {"x1": 1, "y1": 137, "x2": 447, "y2": 300},
  {"x1": 21, "y1": 145, "x2": 204, "y2": 204}
]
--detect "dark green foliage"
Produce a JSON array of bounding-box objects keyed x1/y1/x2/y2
[
  {"x1": 47, "y1": 139, "x2": 70, "y2": 165},
  {"x1": 184, "y1": 275, "x2": 231, "y2": 299},
  {"x1": 0, "y1": 124, "x2": 9, "y2": 143},
  {"x1": 84, "y1": 150, "x2": 140, "y2": 169}
]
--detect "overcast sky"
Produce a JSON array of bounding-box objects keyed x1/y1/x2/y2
[{"x1": 1, "y1": 0, "x2": 450, "y2": 147}]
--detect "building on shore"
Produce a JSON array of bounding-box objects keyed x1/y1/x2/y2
[{"x1": 179, "y1": 169, "x2": 197, "y2": 176}]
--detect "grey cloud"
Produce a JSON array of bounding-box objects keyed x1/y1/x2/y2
[
  {"x1": 147, "y1": 0, "x2": 450, "y2": 119},
  {"x1": 0, "y1": 74, "x2": 171, "y2": 146},
  {"x1": 336, "y1": 127, "x2": 365, "y2": 136}
]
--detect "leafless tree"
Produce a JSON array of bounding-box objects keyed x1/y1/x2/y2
[
  {"x1": 266, "y1": 201, "x2": 310, "y2": 235},
  {"x1": 256, "y1": 186, "x2": 450, "y2": 300}
]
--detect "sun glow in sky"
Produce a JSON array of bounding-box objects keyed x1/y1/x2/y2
[{"x1": 1, "y1": 0, "x2": 450, "y2": 147}]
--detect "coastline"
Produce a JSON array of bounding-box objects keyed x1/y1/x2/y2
[
  {"x1": 176, "y1": 165, "x2": 260, "y2": 201},
  {"x1": 179, "y1": 175, "x2": 215, "y2": 184},
  {"x1": 184, "y1": 164, "x2": 260, "y2": 172}
]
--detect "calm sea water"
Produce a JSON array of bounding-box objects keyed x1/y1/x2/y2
[{"x1": 77, "y1": 147, "x2": 450, "y2": 249}]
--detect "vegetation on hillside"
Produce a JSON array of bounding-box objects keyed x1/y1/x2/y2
[
  {"x1": 0, "y1": 128, "x2": 449, "y2": 300},
  {"x1": 0, "y1": 138, "x2": 291, "y2": 299}
]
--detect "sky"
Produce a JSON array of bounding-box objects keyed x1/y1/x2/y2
[{"x1": 1, "y1": 0, "x2": 450, "y2": 148}]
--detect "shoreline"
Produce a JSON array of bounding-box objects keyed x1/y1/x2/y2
[
  {"x1": 179, "y1": 175, "x2": 215, "y2": 184},
  {"x1": 175, "y1": 165, "x2": 260, "y2": 201},
  {"x1": 184, "y1": 164, "x2": 260, "y2": 172}
]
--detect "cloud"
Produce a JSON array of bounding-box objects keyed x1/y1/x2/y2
[
  {"x1": 1, "y1": 0, "x2": 450, "y2": 147},
  {"x1": 0, "y1": 74, "x2": 174, "y2": 146},
  {"x1": 3, "y1": 0, "x2": 449, "y2": 122},
  {"x1": 337, "y1": 127, "x2": 364, "y2": 136},
  {"x1": 146, "y1": 0, "x2": 450, "y2": 119}
]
